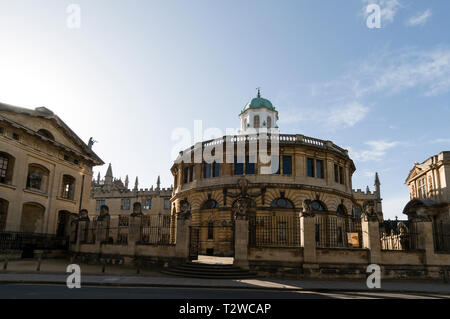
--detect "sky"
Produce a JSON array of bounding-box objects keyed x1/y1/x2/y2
[{"x1": 0, "y1": 0, "x2": 449, "y2": 219}]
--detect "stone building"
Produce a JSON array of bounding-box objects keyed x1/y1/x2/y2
[
  {"x1": 90, "y1": 163, "x2": 173, "y2": 220},
  {"x1": 170, "y1": 92, "x2": 383, "y2": 257},
  {"x1": 403, "y1": 151, "x2": 450, "y2": 222},
  {"x1": 0, "y1": 102, "x2": 103, "y2": 235}
]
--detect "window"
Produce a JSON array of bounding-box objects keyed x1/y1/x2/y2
[
  {"x1": 12, "y1": 133, "x2": 19, "y2": 140},
  {"x1": 164, "y1": 198, "x2": 171, "y2": 210},
  {"x1": 204, "y1": 163, "x2": 212, "y2": 178},
  {"x1": 307, "y1": 158, "x2": 315, "y2": 177},
  {"x1": 316, "y1": 160, "x2": 324, "y2": 179},
  {"x1": 208, "y1": 221, "x2": 214, "y2": 240},
  {"x1": 121, "y1": 199, "x2": 130, "y2": 210},
  {"x1": 96, "y1": 200, "x2": 105, "y2": 211},
  {"x1": 282, "y1": 156, "x2": 292, "y2": 175},
  {"x1": 37, "y1": 129, "x2": 54, "y2": 140},
  {"x1": 61, "y1": 175, "x2": 75, "y2": 200},
  {"x1": 334, "y1": 164, "x2": 339, "y2": 183},
  {"x1": 353, "y1": 205, "x2": 362, "y2": 218},
  {"x1": 267, "y1": 116, "x2": 272, "y2": 128},
  {"x1": 0, "y1": 152, "x2": 14, "y2": 184},
  {"x1": 339, "y1": 167, "x2": 344, "y2": 184},
  {"x1": 270, "y1": 198, "x2": 294, "y2": 208},
  {"x1": 315, "y1": 224, "x2": 320, "y2": 243},
  {"x1": 0, "y1": 199, "x2": 9, "y2": 231},
  {"x1": 246, "y1": 155, "x2": 256, "y2": 175},
  {"x1": 26, "y1": 164, "x2": 49, "y2": 192},
  {"x1": 64, "y1": 155, "x2": 69, "y2": 161},
  {"x1": 0, "y1": 127, "x2": 4, "y2": 134},
  {"x1": 213, "y1": 162, "x2": 220, "y2": 177},
  {"x1": 189, "y1": 165, "x2": 194, "y2": 182},
  {"x1": 142, "y1": 199, "x2": 151, "y2": 210},
  {"x1": 254, "y1": 115, "x2": 260, "y2": 128},
  {"x1": 334, "y1": 164, "x2": 345, "y2": 184},
  {"x1": 202, "y1": 199, "x2": 219, "y2": 209},
  {"x1": 271, "y1": 155, "x2": 280, "y2": 174},
  {"x1": 183, "y1": 167, "x2": 189, "y2": 183},
  {"x1": 234, "y1": 157, "x2": 244, "y2": 175},
  {"x1": 311, "y1": 200, "x2": 325, "y2": 211},
  {"x1": 418, "y1": 177, "x2": 427, "y2": 199}
]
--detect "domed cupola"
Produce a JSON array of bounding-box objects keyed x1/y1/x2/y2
[{"x1": 239, "y1": 88, "x2": 279, "y2": 133}]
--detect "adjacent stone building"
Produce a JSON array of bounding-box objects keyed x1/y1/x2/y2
[
  {"x1": 0, "y1": 102, "x2": 103, "y2": 235},
  {"x1": 90, "y1": 163, "x2": 173, "y2": 220}
]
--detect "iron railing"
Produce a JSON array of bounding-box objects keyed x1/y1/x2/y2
[
  {"x1": 433, "y1": 221, "x2": 450, "y2": 252},
  {"x1": 315, "y1": 215, "x2": 362, "y2": 248},
  {"x1": 380, "y1": 221, "x2": 421, "y2": 251},
  {"x1": 0, "y1": 231, "x2": 69, "y2": 252},
  {"x1": 249, "y1": 215, "x2": 300, "y2": 247}
]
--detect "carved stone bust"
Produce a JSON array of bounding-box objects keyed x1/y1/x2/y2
[
  {"x1": 131, "y1": 202, "x2": 143, "y2": 217},
  {"x1": 302, "y1": 199, "x2": 314, "y2": 217}
]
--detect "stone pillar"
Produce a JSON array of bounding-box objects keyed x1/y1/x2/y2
[
  {"x1": 300, "y1": 214, "x2": 316, "y2": 264},
  {"x1": 129, "y1": 216, "x2": 142, "y2": 246},
  {"x1": 412, "y1": 218, "x2": 436, "y2": 265},
  {"x1": 361, "y1": 214, "x2": 381, "y2": 264},
  {"x1": 234, "y1": 218, "x2": 249, "y2": 269},
  {"x1": 175, "y1": 216, "x2": 191, "y2": 259}
]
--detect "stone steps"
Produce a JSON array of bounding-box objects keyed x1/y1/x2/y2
[{"x1": 161, "y1": 262, "x2": 257, "y2": 279}]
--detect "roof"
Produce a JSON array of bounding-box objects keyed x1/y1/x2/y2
[
  {"x1": 0, "y1": 101, "x2": 104, "y2": 165},
  {"x1": 240, "y1": 90, "x2": 276, "y2": 114}
]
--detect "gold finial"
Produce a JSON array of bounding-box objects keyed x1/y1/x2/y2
[{"x1": 256, "y1": 87, "x2": 261, "y2": 98}]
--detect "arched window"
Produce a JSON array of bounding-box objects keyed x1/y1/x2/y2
[
  {"x1": 26, "y1": 164, "x2": 50, "y2": 193},
  {"x1": 270, "y1": 198, "x2": 294, "y2": 209},
  {"x1": 61, "y1": 175, "x2": 75, "y2": 200},
  {"x1": 37, "y1": 129, "x2": 54, "y2": 140},
  {"x1": 267, "y1": 116, "x2": 272, "y2": 128},
  {"x1": 0, "y1": 198, "x2": 9, "y2": 231},
  {"x1": 208, "y1": 221, "x2": 214, "y2": 240},
  {"x1": 0, "y1": 152, "x2": 15, "y2": 185},
  {"x1": 254, "y1": 115, "x2": 260, "y2": 128},
  {"x1": 202, "y1": 199, "x2": 219, "y2": 209},
  {"x1": 336, "y1": 204, "x2": 347, "y2": 215},
  {"x1": 353, "y1": 205, "x2": 362, "y2": 218},
  {"x1": 311, "y1": 200, "x2": 326, "y2": 211},
  {"x1": 21, "y1": 202, "x2": 45, "y2": 233}
]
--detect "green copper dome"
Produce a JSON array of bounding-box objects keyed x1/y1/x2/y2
[{"x1": 241, "y1": 89, "x2": 276, "y2": 114}]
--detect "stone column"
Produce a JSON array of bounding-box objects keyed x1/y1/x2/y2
[
  {"x1": 361, "y1": 213, "x2": 381, "y2": 264},
  {"x1": 175, "y1": 215, "x2": 191, "y2": 260},
  {"x1": 300, "y1": 214, "x2": 317, "y2": 264},
  {"x1": 234, "y1": 218, "x2": 249, "y2": 269},
  {"x1": 129, "y1": 216, "x2": 142, "y2": 253},
  {"x1": 412, "y1": 217, "x2": 436, "y2": 265}
]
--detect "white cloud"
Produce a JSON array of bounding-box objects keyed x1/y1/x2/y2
[
  {"x1": 363, "y1": 0, "x2": 402, "y2": 25},
  {"x1": 407, "y1": 9, "x2": 432, "y2": 26},
  {"x1": 326, "y1": 102, "x2": 369, "y2": 128},
  {"x1": 431, "y1": 138, "x2": 450, "y2": 144},
  {"x1": 349, "y1": 140, "x2": 399, "y2": 162}
]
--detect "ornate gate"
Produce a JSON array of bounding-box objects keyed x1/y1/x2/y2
[{"x1": 189, "y1": 227, "x2": 200, "y2": 260}]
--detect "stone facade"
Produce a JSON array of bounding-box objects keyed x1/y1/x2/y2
[
  {"x1": 0, "y1": 102, "x2": 103, "y2": 235},
  {"x1": 89, "y1": 164, "x2": 173, "y2": 220}
]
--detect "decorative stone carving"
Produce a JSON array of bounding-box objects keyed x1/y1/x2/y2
[
  {"x1": 362, "y1": 200, "x2": 378, "y2": 222},
  {"x1": 79, "y1": 209, "x2": 89, "y2": 221},
  {"x1": 232, "y1": 197, "x2": 256, "y2": 220},
  {"x1": 178, "y1": 198, "x2": 191, "y2": 220},
  {"x1": 131, "y1": 202, "x2": 143, "y2": 217},
  {"x1": 301, "y1": 199, "x2": 315, "y2": 217},
  {"x1": 97, "y1": 205, "x2": 110, "y2": 222}
]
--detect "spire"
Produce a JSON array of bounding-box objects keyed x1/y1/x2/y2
[
  {"x1": 125, "y1": 175, "x2": 129, "y2": 189},
  {"x1": 257, "y1": 87, "x2": 261, "y2": 98},
  {"x1": 134, "y1": 176, "x2": 139, "y2": 191},
  {"x1": 156, "y1": 175, "x2": 161, "y2": 190},
  {"x1": 105, "y1": 163, "x2": 113, "y2": 185},
  {"x1": 374, "y1": 172, "x2": 381, "y2": 200}
]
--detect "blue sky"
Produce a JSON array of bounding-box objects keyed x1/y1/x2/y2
[{"x1": 0, "y1": 0, "x2": 449, "y2": 219}]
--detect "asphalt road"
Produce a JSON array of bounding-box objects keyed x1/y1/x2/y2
[{"x1": 0, "y1": 284, "x2": 448, "y2": 299}]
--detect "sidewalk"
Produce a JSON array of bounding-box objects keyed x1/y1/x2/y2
[{"x1": 0, "y1": 260, "x2": 449, "y2": 295}]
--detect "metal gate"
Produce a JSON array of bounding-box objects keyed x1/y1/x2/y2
[{"x1": 189, "y1": 227, "x2": 200, "y2": 260}]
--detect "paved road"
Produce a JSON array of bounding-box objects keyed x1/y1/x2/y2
[{"x1": 0, "y1": 284, "x2": 448, "y2": 299}]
